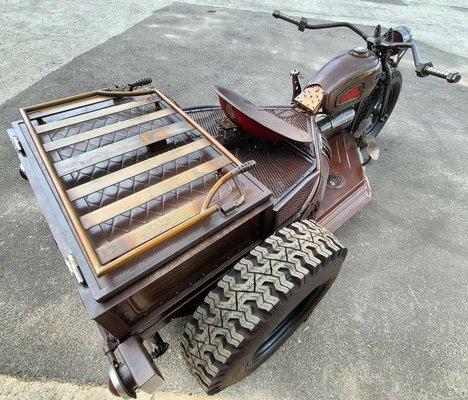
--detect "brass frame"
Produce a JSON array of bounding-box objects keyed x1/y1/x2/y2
[{"x1": 20, "y1": 88, "x2": 242, "y2": 277}]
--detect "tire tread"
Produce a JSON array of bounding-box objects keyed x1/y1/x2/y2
[{"x1": 181, "y1": 220, "x2": 346, "y2": 394}]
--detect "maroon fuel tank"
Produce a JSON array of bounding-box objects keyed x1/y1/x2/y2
[{"x1": 307, "y1": 48, "x2": 382, "y2": 115}]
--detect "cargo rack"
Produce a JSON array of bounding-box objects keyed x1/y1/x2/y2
[{"x1": 18, "y1": 88, "x2": 253, "y2": 277}]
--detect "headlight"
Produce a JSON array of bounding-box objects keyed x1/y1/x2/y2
[{"x1": 393, "y1": 26, "x2": 413, "y2": 43}]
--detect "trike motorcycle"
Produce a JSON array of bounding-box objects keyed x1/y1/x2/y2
[{"x1": 6, "y1": 9, "x2": 460, "y2": 398}]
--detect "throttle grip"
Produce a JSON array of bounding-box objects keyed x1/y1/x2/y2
[
  {"x1": 424, "y1": 66, "x2": 461, "y2": 83},
  {"x1": 272, "y1": 10, "x2": 281, "y2": 18}
]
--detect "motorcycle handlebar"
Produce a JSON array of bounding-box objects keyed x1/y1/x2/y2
[
  {"x1": 387, "y1": 42, "x2": 461, "y2": 83},
  {"x1": 272, "y1": 10, "x2": 369, "y2": 40},
  {"x1": 273, "y1": 10, "x2": 461, "y2": 84}
]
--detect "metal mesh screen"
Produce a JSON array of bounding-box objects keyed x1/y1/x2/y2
[{"x1": 185, "y1": 106, "x2": 314, "y2": 199}]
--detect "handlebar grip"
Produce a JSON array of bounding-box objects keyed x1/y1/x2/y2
[
  {"x1": 424, "y1": 66, "x2": 461, "y2": 83},
  {"x1": 272, "y1": 10, "x2": 308, "y2": 31},
  {"x1": 273, "y1": 10, "x2": 299, "y2": 24},
  {"x1": 272, "y1": 10, "x2": 282, "y2": 19},
  {"x1": 232, "y1": 160, "x2": 256, "y2": 176},
  {"x1": 128, "y1": 77, "x2": 153, "y2": 89}
]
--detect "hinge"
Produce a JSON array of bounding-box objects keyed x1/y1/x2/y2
[
  {"x1": 65, "y1": 254, "x2": 85, "y2": 285},
  {"x1": 12, "y1": 136, "x2": 25, "y2": 155}
]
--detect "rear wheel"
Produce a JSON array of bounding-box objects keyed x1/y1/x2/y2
[{"x1": 181, "y1": 220, "x2": 347, "y2": 394}]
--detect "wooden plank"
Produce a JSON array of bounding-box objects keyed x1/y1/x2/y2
[
  {"x1": 80, "y1": 156, "x2": 230, "y2": 229},
  {"x1": 96, "y1": 199, "x2": 203, "y2": 263},
  {"x1": 36, "y1": 95, "x2": 159, "y2": 133},
  {"x1": 43, "y1": 108, "x2": 176, "y2": 152},
  {"x1": 28, "y1": 95, "x2": 112, "y2": 120},
  {"x1": 66, "y1": 138, "x2": 211, "y2": 201},
  {"x1": 54, "y1": 120, "x2": 193, "y2": 177}
]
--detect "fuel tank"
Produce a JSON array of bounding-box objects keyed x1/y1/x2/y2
[{"x1": 307, "y1": 48, "x2": 382, "y2": 115}]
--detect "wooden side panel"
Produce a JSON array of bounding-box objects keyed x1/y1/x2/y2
[{"x1": 114, "y1": 205, "x2": 265, "y2": 325}]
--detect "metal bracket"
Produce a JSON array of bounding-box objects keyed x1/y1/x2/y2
[
  {"x1": 12, "y1": 136, "x2": 25, "y2": 155},
  {"x1": 290, "y1": 69, "x2": 302, "y2": 101},
  {"x1": 298, "y1": 17, "x2": 308, "y2": 32},
  {"x1": 148, "y1": 332, "x2": 169, "y2": 359},
  {"x1": 65, "y1": 254, "x2": 85, "y2": 285}
]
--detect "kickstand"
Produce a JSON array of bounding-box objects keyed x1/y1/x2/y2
[{"x1": 149, "y1": 332, "x2": 169, "y2": 359}]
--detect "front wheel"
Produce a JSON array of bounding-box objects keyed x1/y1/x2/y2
[
  {"x1": 181, "y1": 220, "x2": 347, "y2": 394},
  {"x1": 355, "y1": 70, "x2": 402, "y2": 139}
]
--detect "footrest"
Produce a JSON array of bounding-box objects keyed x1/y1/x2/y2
[{"x1": 315, "y1": 133, "x2": 371, "y2": 231}]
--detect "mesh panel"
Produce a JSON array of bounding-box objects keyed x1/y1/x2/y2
[
  {"x1": 186, "y1": 106, "x2": 315, "y2": 199},
  {"x1": 276, "y1": 180, "x2": 315, "y2": 228}
]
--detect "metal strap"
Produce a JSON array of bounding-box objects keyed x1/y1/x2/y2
[
  {"x1": 28, "y1": 95, "x2": 112, "y2": 119},
  {"x1": 80, "y1": 156, "x2": 230, "y2": 229},
  {"x1": 36, "y1": 95, "x2": 159, "y2": 133},
  {"x1": 66, "y1": 138, "x2": 211, "y2": 201},
  {"x1": 54, "y1": 120, "x2": 193, "y2": 176},
  {"x1": 43, "y1": 108, "x2": 176, "y2": 151},
  {"x1": 96, "y1": 199, "x2": 203, "y2": 263}
]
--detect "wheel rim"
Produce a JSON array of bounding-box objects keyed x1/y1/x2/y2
[{"x1": 248, "y1": 283, "x2": 328, "y2": 370}]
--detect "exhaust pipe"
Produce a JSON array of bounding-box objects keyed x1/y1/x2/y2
[{"x1": 316, "y1": 109, "x2": 355, "y2": 138}]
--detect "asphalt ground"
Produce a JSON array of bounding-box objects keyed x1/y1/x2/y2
[
  {"x1": 1, "y1": 0, "x2": 467, "y2": 106},
  {"x1": 0, "y1": 2, "x2": 467, "y2": 400}
]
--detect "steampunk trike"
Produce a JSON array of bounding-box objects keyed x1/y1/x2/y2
[{"x1": 6, "y1": 9, "x2": 461, "y2": 398}]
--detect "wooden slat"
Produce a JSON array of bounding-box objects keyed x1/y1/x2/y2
[
  {"x1": 67, "y1": 138, "x2": 211, "y2": 201},
  {"x1": 28, "y1": 95, "x2": 112, "y2": 120},
  {"x1": 80, "y1": 156, "x2": 229, "y2": 229},
  {"x1": 54, "y1": 120, "x2": 193, "y2": 177},
  {"x1": 43, "y1": 108, "x2": 176, "y2": 152},
  {"x1": 96, "y1": 199, "x2": 203, "y2": 263},
  {"x1": 36, "y1": 95, "x2": 159, "y2": 133}
]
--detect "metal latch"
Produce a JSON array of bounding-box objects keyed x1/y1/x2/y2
[
  {"x1": 65, "y1": 254, "x2": 85, "y2": 285},
  {"x1": 12, "y1": 136, "x2": 25, "y2": 155}
]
